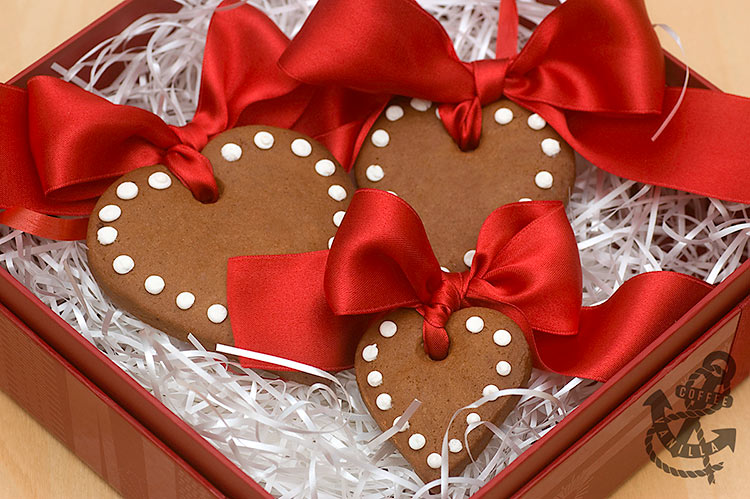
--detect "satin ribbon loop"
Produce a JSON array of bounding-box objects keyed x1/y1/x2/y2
[
  {"x1": 169, "y1": 122, "x2": 210, "y2": 151},
  {"x1": 161, "y1": 144, "x2": 218, "y2": 203},
  {"x1": 418, "y1": 270, "x2": 471, "y2": 359},
  {"x1": 471, "y1": 58, "x2": 510, "y2": 105},
  {"x1": 438, "y1": 98, "x2": 482, "y2": 151},
  {"x1": 440, "y1": 58, "x2": 511, "y2": 150}
]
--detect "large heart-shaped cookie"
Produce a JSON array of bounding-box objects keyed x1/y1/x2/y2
[
  {"x1": 354, "y1": 97, "x2": 575, "y2": 271},
  {"x1": 87, "y1": 125, "x2": 355, "y2": 348},
  {"x1": 355, "y1": 307, "x2": 532, "y2": 483}
]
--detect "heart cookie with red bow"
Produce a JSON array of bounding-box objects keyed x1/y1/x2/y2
[
  {"x1": 353, "y1": 97, "x2": 575, "y2": 271},
  {"x1": 87, "y1": 125, "x2": 354, "y2": 349},
  {"x1": 355, "y1": 306, "x2": 532, "y2": 483}
]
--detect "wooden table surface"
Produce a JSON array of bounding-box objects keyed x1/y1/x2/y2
[{"x1": 1, "y1": 1, "x2": 749, "y2": 497}]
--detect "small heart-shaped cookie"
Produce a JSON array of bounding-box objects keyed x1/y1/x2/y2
[
  {"x1": 355, "y1": 307, "x2": 532, "y2": 483},
  {"x1": 354, "y1": 97, "x2": 575, "y2": 271},
  {"x1": 87, "y1": 125, "x2": 354, "y2": 349}
]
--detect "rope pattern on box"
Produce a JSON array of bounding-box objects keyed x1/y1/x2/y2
[{"x1": 644, "y1": 403, "x2": 725, "y2": 479}]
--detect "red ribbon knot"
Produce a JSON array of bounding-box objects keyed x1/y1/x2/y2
[
  {"x1": 418, "y1": 270, "x2": 471, "y2": 359},
  {"x1": 440, "y1": 58, "x2": 511, "y2": 151},
  {"x1": 166, "y1": 124, "x2": 218, "y2": 203}
]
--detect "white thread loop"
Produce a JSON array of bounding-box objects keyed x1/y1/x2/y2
[
  {"x1": 413, "y1": 387, "x2": 565, "y2": 498},
  {"x1": 215, "y1": 343, "x2": 354, "y2": 408},
  {"x1": 367, "y1": 399, "x2": 422, "y2": 451},
  {"x1": 651, "y1": 23, "x2": 689, "y2": 141}
]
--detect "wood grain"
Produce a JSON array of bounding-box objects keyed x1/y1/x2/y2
[{"x1": 1, "y1": 1, "x2": 749, "y2": 498}]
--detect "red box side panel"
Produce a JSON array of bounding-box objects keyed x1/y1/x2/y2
[
  {"x1": 515, "y1": 307, "x2": 744, "y2": 498},
  {"x1": 0, "y1": 303, "x2": 222, "y2": 499},
  {"x1": 7, "y1": 0, "x2": 181, "y2": 86}
]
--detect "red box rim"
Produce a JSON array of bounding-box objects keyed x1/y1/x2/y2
[{"x1": 3, "y1": 2, "x2": 750, "y2": 497}]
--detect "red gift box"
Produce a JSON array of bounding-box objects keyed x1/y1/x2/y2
[{"x1": 2, "y1": 1, "x2": 750, "y2": 497}]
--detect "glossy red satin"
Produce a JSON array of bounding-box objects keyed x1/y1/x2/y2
[
  {"x1": 0, "y1": 0, "x2": 729, "y2": 381},
  {"x1": 280, "y1": 0, "x2": 750, "y2": 204},
  {"x1": 0, "y1": 0, "x2": 381, "y2": 239},
  {"x1": 228, "y1": 190, "x2": 713, "y2": 381}
]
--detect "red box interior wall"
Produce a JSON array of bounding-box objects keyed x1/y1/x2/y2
[{"x1": 2, "y1": 2, "x2": 749, "y2": 498}]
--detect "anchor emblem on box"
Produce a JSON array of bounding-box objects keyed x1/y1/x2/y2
[{"x1": 643, "y1": 351, "x2": 737, "y2": 484}]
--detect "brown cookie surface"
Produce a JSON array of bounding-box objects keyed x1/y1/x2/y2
[
  {"x1": 354, "y1": 97, "x2": 575, "y2": 271},
  {"x1": 355, "y1": 307, "x2": 532, "y2": 484},
  {"x1": 87, "y1": 125, "x2": 354, "y2": 349}
]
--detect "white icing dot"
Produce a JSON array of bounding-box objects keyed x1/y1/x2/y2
[
  {"x1": 98, "y1": 204, "x2": 121, "y2": 223},
  {"x1": 221, "y1": 142, "x2": 243, "y2": 161},
  {"x1": 315, "y1": 159, "x2": 336, "y2": 177},
  {"x1": 496, "y1": 361, "x2": 512, "y2": 376},
  {"x1": 387, "y1": 191, "x2": 398, "y2": 197},
  {"x1": 328, "y1": 184, "x2": 347, "y2": 201},
  {"x1": 527, "y1": 113, "x2": 547, "y2": 130},
  {"x1": 466, "y1": 413, "x2": 481, "y2": 425},
  {"x1": 435, "y1": 107, "x2": 441, "y2": 120},
  {"x1": 493, "y1": 329, "x2": 512, "y2": 346},
  {"x1": 466, "y1": 316, "x2": 484, "y2": 333},
  {"x1": 97, "y1": 226, "x2": 117, "y2": 245},
  {"x1": 148, "y1": 172, "x2": 172, "y2": 190},
  {"x1": 541, "y1": 138, "x2": 561, "y2": 157},
  {"x1": 408, "y1": 433, "x2": 426, "y2": 450},
  {"x1": 483, "y1": 384, "x2": 500, "y2": 397},
  {"x1": 207, "y1": 304, "x2": 228, "y2": 324},
  {"x1": 366, "y1": 164, "x2": 385, "y2": 182},
  {"x1": 410, "y1": 98, "x2": 431, "y2": 111},
  {"x1": 427, "y1": 453, "x2": 442, "y2": 469},
  {"x1": 371, "y1": 129, "x2": 390, "y2": 148},
  {"x1": 327, "y1": 236, "x2": 335, "y2": 249},
  {"x1": 440, "y1": 266, "x2": 450, "y2": 273},
  {"x1": 518, "y1": 197, "x2": 532, "y2": 202},
  {"x1": 463, "y1": 249, "x2": 476, "y2": 267},
  {"x1": 362, "y1": 344, "x2": 378, "y2": 362},
  {"x1": 535, "y1": 171, "x2": 554, "y2": 189},
  {"x1": 116, "y1": 182, "x2": 138, "y2": 200},
  {"x1": 376, "y1": 393, "x2": 392, "y2": 410},
  {"x1": 333, "y1": 210, "x2": 346, "y2": 227},
  {"x1": 112, "y1": 255, "x2": 134, "y2": 275},
  {"x1": 494, "y1": 107, "x2": 513, "y2": 125},
  {"x1": 379, "y1": 320, "x2": 397, "y2": 338},
  {"x1": 367, "y1": 370, "x2": 383, "y2": 387},
  {"x1": 393, "y1": 417, "x2": 410, "y2": 432},
  {"x1": 144, "y1": 275, "x2": 165, "y2": 295},
  {"x1": 385, "y1": 105, "x2": 404, "y2": 121},
  {"x1": 253, "y1": 131, "x2": 275, "y2": 150},
  {"x1": 176, "y1": 292, "x2": 195, "y2": 310},
  {"x1": 291, "y1": 138, "x2": 312, "y2": 157},
  {"x1": 449, "y1": 439, "x2": 463, "y2": 453}
]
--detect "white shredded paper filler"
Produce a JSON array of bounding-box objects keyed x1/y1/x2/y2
[{"x1": 1, "y1": 0, "x2": 748, "y2": 497}]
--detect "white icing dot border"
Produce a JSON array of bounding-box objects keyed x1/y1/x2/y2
[{"x1": 101, "y1": 133, "x2": 345, "y2": 326}]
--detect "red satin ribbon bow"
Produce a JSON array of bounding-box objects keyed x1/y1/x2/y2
[
  {"x1": 0, "y1": 0, "x2": 378, "y2": 240},
  {"x1": 325, "y1": 190, "x2": 583, "y2": 362},
  {"x1": 280, "y1": 0, "x2": 750, "y2": 205},
  {"x1": 227, "y1": 189, "x2": 713, "y2": 381}
]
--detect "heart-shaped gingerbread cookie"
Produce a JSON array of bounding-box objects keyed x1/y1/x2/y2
[
  {"x1": 353, "y1": 97, "x2": 575, "y2": 271},
  {"x1": 355, "y1": 306, "x2": 532, "y2": 483},
  {"x1": 86, "y1": 125, "x2": 355, "y2": 349}
]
